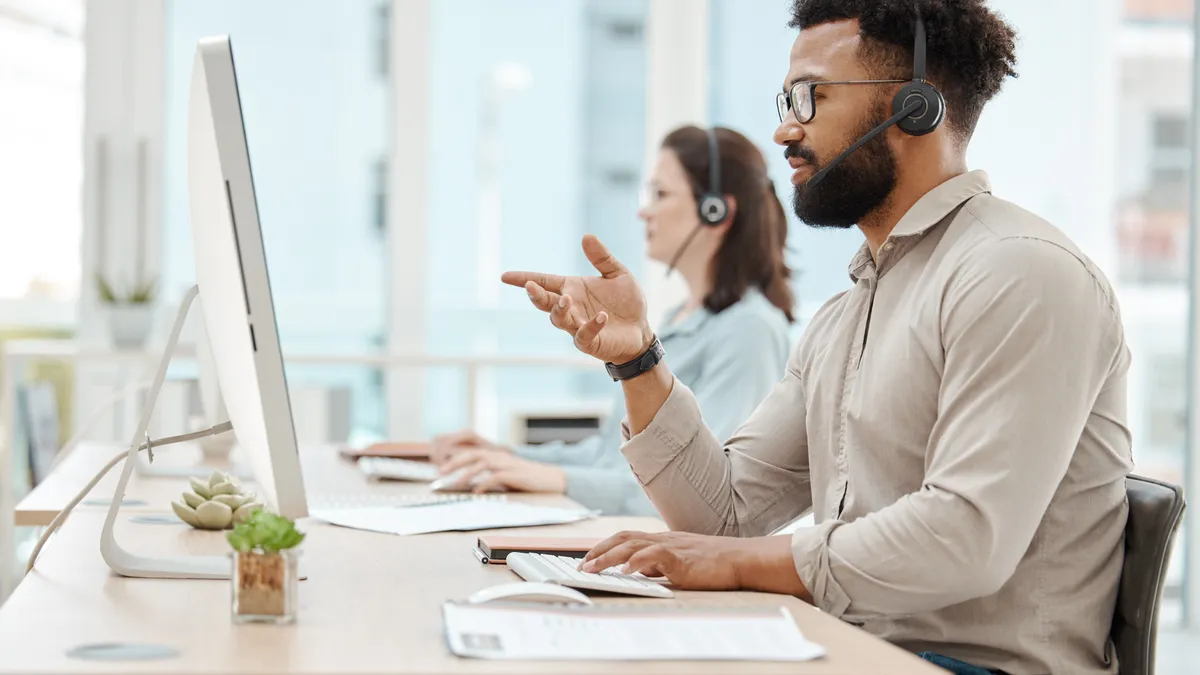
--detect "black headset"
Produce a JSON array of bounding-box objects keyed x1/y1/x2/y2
[
  {"x1": 893, "y1": 12, "x2": 945, "y2": 136},
  {"x1": 805, "y1": 11, "x2": 945, "y2": 189},
  {"x1": 697, "y1": 127, "x2": 730, "y2": 226},
  {"x1": 664, "y1": 126, "x2": 729, "y2": 274}
]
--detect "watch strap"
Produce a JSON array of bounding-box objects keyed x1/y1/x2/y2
[{"x1": 604, "y1": 338, "x2": 665, "y2": 381}]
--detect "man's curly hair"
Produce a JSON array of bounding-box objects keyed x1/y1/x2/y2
[{"x1": 789, "y1": 0, "x2": 1018, "y2": 141}]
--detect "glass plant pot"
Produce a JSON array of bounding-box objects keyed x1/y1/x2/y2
[{"x1": 230, "y1": 549, "x2": 300, "y2": 624}]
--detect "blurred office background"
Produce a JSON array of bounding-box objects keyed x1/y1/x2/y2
[{"x1": 0, "y1": 0, "x2": 1197, "y2": 666}]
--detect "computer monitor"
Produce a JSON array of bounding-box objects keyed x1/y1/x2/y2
[
  {"x1": 191, "y1": 302, "x2": 246, "y2": 472},
  {"x1": 95, "y1": 35, "x2": 306, "y2": 580},
  {"x1": 187, "y1": 35, "x2": 307, "y2": 519},
  {"x1": 194, "y1": 308, "x2": 229, "y2": 429}
]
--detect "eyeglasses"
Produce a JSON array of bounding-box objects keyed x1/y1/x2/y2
[{"x1": 776, "y1": 79, "x2": 908, "y2": 124}]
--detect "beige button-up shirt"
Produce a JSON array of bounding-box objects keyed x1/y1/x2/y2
[{"x1": 622, "y1": 171, "x2": 1132, "y2": 674}]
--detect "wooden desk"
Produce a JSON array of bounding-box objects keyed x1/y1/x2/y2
[
  {"x1": 0, "y1": 509, "x2": 941, "y2": 674},
  {"x1": 14, "y1": 442, "x2": 578, "y2": 527},
  {"x1": 1, "y1": 442, "x2": 941, "y2": 673}
]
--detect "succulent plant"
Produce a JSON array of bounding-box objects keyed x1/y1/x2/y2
[
  {"x1": 171, "y1": 470, "x2": 263, "y2": 530},
  {"x1": 226, "y1": 509, "x2": 305, "y2": 553}
]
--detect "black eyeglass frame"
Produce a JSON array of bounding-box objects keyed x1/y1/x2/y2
[{"x1": 776, "y1": 79, "x2": 908, "y2": 124}]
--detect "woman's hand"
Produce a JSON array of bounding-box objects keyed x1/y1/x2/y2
[
  {"x1": 438, "y1": 449, "x2": 567, "y2": 494},
  {"x1": 429, "y1": 429, "x2": 509, "y2": 466},
  {"x1": 502, "y1": 235, "x2": 655, "y2": 365}
]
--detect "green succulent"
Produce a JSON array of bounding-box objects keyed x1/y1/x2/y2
[
  {"x1": 226, "y1": 509, "x2": 305, "y2": 554},
  {"x1": 96, "y1": 272, "x2": 157, "y2": 304},
  {"x1": 96, "y1": 274, "x2": 118, "y2": 303},
  {"x1": 127, "y1": 277, "x2": 156, "y2": 303},
  {"x1": 171, "y1": 470, "x2": 263, "y2": 530}
]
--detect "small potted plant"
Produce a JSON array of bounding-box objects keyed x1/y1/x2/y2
[
  {"x1": 226, "y1": 509, "x2": 305, "y2": 624},
  {"x1": 97, "y1": 273, "x2": 157, "y2": 349}
]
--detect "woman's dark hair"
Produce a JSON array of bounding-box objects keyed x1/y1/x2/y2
[{"x1": 661, "y1": 125, "x2": 795, "y2": 323}]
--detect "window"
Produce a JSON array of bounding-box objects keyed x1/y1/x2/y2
[
  {"x1": 708, "y1": 0, "x2": 828, "y2": 328},
  {"x1": 422, "y1": 0, "x2": 648, "y2": 440},
  {"x1": 0, "y1": 0, "x2": 84, "y2": 327},
  {"x1": 77, "y1": 0, "x2": 650, "y2": 449},
  {"x1": 161, "y1": 0, "x2": 390, "y2": 440},
  {"x1": 1148, "y1": 114, "x2": 1190, "y2": 212}
]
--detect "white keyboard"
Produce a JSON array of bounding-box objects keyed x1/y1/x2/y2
[
  {"x1": 357, "y1": 457, "x2": 440, "y2": 482},
  {"x1": 506, "y1": 552, "x2": 674, "y2": 599}
]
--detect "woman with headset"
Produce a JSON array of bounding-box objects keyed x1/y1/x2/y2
[{"x1": 373, "y1": 125, "x2": 795, "y2": 516}]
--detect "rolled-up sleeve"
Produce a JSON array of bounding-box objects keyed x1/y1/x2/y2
[
  {"x1": 620, "y1": 348, "x2": 813, "y2": 538},
  {"x1": 790, "y1": 238, "x2": 1124, "y2": 620}
]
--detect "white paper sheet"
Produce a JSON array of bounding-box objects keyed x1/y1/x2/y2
[
  {"x1": 441, "y1": 602, "x2": 826, "y2": 661},
  {"x1": 311, "y1": 501, "x2": 597, "y2": 536}
]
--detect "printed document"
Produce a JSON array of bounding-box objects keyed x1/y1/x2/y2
[
  {"x1": 312, "y1": 500, "x2": 596, "y2": 536},
  {"x1": 442, "y1": 603, "x2": 826, "y2": 661}
]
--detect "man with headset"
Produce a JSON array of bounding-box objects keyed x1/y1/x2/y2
[{"x1": 503, "y1": 1, "x2": 1130, "y2": 674}]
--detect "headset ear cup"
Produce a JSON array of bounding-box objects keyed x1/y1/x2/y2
[
  {"x1": 697, "y1": 193, "x2": 729, "y2": 226},
  {"x1": 893, "y1": 82, "x2": 945, "y2": 136}
]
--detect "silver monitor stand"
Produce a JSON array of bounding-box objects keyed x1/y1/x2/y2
[
  {"x1": 100, "y1": 285, "x2": 309, "y2": 581},
  {"x1": 100, "y1": 285, "x2": 234, "y2": 579}
]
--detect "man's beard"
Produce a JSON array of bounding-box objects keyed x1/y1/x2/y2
[{"x1": 789, "y1": 105, "x2": 898, "y2": 229}]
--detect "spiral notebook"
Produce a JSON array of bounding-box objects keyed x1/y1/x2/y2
[{"x1": 473, "y1": 535, "x2": 603, "y2": 564}]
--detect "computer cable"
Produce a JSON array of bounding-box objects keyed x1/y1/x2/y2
[{"x1": 26, "y1": 420, "x2": 233, "y2": 573}]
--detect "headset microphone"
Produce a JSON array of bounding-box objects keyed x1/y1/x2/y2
[
  {"x1": 803, "y1": 11, "x2": 945, "y2": 191},
  {"x1": 666, "y1": 127, "x2": 728, "y2": 275},
  {"x1": 805, "y1": 99, "x2": 922, "y2": 189},
  {"x1": 664, "y1": 224, "x2": 705, "y2": 276}
]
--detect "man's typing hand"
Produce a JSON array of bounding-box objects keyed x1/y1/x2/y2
[{"x1": 579, "y1": 531, "x2": 811, "y2": 600}]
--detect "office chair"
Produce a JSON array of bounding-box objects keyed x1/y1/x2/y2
[{"x1": 1111, "y1": 474, "x2": 1186, "y2": 675}]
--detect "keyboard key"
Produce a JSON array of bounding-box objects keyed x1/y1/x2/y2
[{"x1": 505, "y1": 553, "x2": 674, "y2": 599}]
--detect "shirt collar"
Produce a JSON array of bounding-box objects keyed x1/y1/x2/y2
[
  {"x1": 891, "y1": 170, "x2": 991, "y2": 238},
  {"x1": 658, "y1": 302, "x2": 710, "y2": 340},
  {"x1": 658, "y1": 288, "x2": 765, "y2": 340},
  {"x1": 847, "y1": 170, "x2": 992, "y2": 282}
]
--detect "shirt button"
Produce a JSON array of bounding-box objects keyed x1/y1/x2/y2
[{"x1": 884, "y1": 242, "x2": 895, "y2": 251}]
